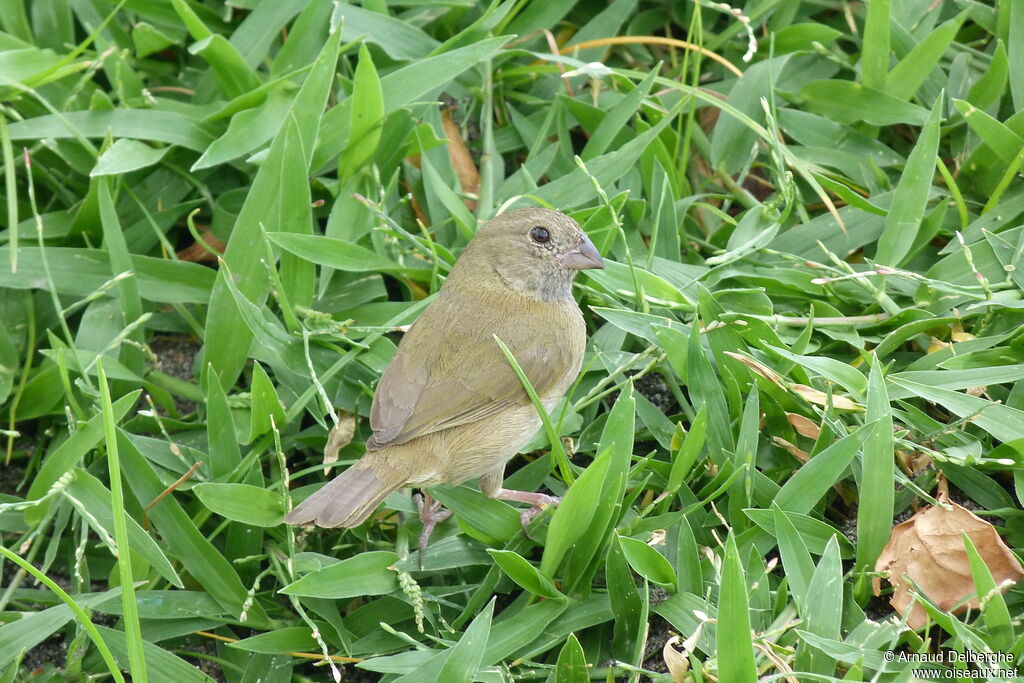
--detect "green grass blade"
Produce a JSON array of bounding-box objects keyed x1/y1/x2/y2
[
  {"x1": 493, "y1": 334, "x2": 573, "y2": 484},
  {"x1": 96, "y1": 359, "x2": 147, "y2": 681},
  {"x1": 875, "y1": 98, "x2": 942, "y2": 266},
  {"x1": 861, "y1": 0, "x2": 890, "y2": 89},
  {"x1": 716, "y1": 533, "x2": 757, "y2": 682},
  {"x1": 855, "y1": 357, "x2": 894, "y2": 573}
]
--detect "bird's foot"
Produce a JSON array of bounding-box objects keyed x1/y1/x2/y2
[
  {"x1": 490, "y1": 488, "x2": 561, "y2": 538},
  {"x1": 413, "y1": 492, "x2": 452, "y2": 564}
]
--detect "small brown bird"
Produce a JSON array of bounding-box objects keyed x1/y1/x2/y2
[{"x1": 285, "y1": 208, "x2": 604, "y2": 551}]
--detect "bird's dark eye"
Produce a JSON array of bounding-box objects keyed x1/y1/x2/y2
[{"x1": 529, "y1": 226, "x2": 550, "y2": 243}]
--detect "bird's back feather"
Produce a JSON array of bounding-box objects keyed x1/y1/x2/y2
[{"x1": 368, "y1": 280, "x2": 583, "y2": 452}]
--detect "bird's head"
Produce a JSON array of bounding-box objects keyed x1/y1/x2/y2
[{"x1": 459, "y1": 208, "x2": 605, "y2": 301}]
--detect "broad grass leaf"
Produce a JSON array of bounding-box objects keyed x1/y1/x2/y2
[
  {"x1": 711, "y1": 57, "x2": 791, "y2": 174},
  {"x1": 875, "y1": 98, "x2": 942, "y2": 266},
  {"x1": 132, "y1": 22, "x2": 180, "y2": 58},
  {"x1": 887, "y1": 365, "x2": 1024, "y2": 399},
  {"x1": 763, "y1": 345, "x2": 868, "y2": 397},
  {"x1": 280, "y1": 551, "x2": 399, "y2": 599},
  {"x1": 0, "y1": 247, "x2": 215, "y2": 303},
  {"x1": 228, "y1": 627, "x2": 317, "y2": 654},
  {"x1": 188, "y1": 33, "x2": 261, "y2": 100},
  {"x1": 858, "y1": 358, "x2": 895, "y2": 571},
  {"x1": 769, "y1": 503, "x2": 814, "y2": 610},
  {"x1": 795, "y1": 537, "x2": 843, "y2": 675},
  {"x1": 204, "y1": 25, "x2": 340, "y2": 388},
  {"x1": 482, "y1": 599, "x2": 566, "y2": 665},
  {"x1": 540, "y1": 447, "x2": 611, "y2": 578},
  {"x1": 774, "y1": 423, "x2": 874, "y2": 514},
  {"x1": 963, "y1": 534, "x2": 1014, "y2": 650},
  {"x1": 118, "y1": 431, "x2": 267, "y2": 624},
  {"x1": 267, "y1": 232, "x2": 425, "y2": 274},
  {"x1": 606, "y1": 534, "x2": 641, "y2": 660},
  {"x1": 967, "y1": 40, "x2": 1007, "y2": 109},
  {"x1": 205, "y1": 371, "x2": 241, "y2": 479},
  {"x1": 860, "y1": 0, "x2": 890, "y2": 89},
  {"x1": 26, "y1": 391, "x2": 140, "y2": 523},
  {"x1": 884, "y1": 12, "x2": 967, "y2": 100},
  {"x1": 0, "y1": 590, "x2": 122, "y2": 666},
  {"x1": 561, "y1": 0, "x2": 638, "y2": 62},
  {"x1": 586, "y1": 259, "x2": 692, "y2": 307},
  {"x1": 339, "y1": 42, "x2": 384, "y2": 179},
  {"x1": 953, "y1": 99, "x2": 1023, "y2": 163},
  {"x1": 533, "y1": 104, "x2": 681, "y2": 208},
  {"x1": 397, "y1": 535, "x2": 491, "y2": 571},
  {"x1": 90, "y1": 139, "x2": 168, "y2": 176},
  {"x1": 270, "y1": 0, "x2": 333, "y2": 75},
  {"x1": 684, "y1": 323, "x2": 734, "y2": 455},
  {"x1": 558, "y1": 385, "x2": 636, "y2": 594},
  {"x1": 313, "y1": 37, "x2": 511, "y2": 170},
  {"x1": 889, "y1": 377, "x2": 1024, "y2": 442},
  {"x1": 194, "y1": 483, "x2": 284, "y2": 527},
  {"x1": 434, "y1": 599, "x2": 494, "y2": 682},
  {"x1": 716, "y1": 534, "x2": 757, "y2": 683},
  {"x1": 487, "y1": 550, "x2": 563, "y2": 599},
  {"x1": 336, "y1": 3, "x2": 438, "y2": 59},
  {"x1": 248, "y1": 362, "x2": 286, "y2": 442},
  {"x1": 7, "y1": 110, "x2": 216, "y2": 151},
  {"x1": 581, "y1": 68, "x2": 656, "y2": 161},
  {"x1": 593, "y1": 307, "x2": 685, "y2": 345},
  {"x1": 431, "y1": 485, "x2": 521, "y2": 545},
  {"x1": 65, "y1": 469, "x2": 183, "y2": 587},
  {"x1": 192, "y1": 87, "x2": 293, "y2": 170},
  {"x1": 618, "y1": 535, "x2": 676, "y2": 588},
  {"x1": 554, "y1": 633, "x2": 588, "y2": 683},
  {"x1": 745, "y1": 508, "x2": 853, "y2": 557},
  {"x1": 799, "y1": 80, "x2": 929, "y2": 126},
  {"x1": 97, "y1": 624, "x2": 216, "y2": 683},
  {"x1": 1008, "y1": 1, "x2": 1024, "y2": 110}
]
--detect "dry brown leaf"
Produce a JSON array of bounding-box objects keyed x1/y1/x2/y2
[
  {"x1": 771, "y1": 436, "x2": 808, "y2": 463},
  {"x1": 176, "y1": 226, "x2": 226, "y2": 262},
  {"x1": 791, "y1": 384, "x2": 862, "y2": 411},
  {"x1": 897, "y1": 449, "x2": 933, "y2": 477},
  {"x1": 786, "y1": 412, "x2": 820, "y2": 439},
  {"x1": 322, "y1": 412, "x2": 356, "y2": 475},
  {"x1": 873, "y1": 497, "x2": 1024, "y2": 629},
  {"x1": 662, "y1": 635, "x2": 690, "y2": 682},
  {"x1": 927, "y1": 336, "x2": 951, "y2": 354},
  {"x1": 441, "y1": 105, "x2": 479, "y2": 212},
  {"x1": 724, "y1": 351, "x2": 783, "y2": 385}
]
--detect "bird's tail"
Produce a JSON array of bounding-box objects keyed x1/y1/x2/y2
[{"x1": 284, "y1": 461, "x2": 402, "y2": 528}]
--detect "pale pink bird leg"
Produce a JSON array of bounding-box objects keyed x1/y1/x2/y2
[
  {"x1": 490, "y1": 488, "x2": 561, "y2": 537},
  {"x1": 413, "y1": 492, "x2": 452, "y2": 563}
]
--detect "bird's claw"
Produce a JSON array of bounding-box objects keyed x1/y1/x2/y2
[
  {"x1": 413, "y1": 492, "x2": 452, "y2": 567},
  {"x1": 489, "y1": 489, "x2": 561, "y2": 539}
]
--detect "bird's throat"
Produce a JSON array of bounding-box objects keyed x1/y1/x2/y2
[{"x1": 493, "y1": 262, "x2": 574, "y2": 302}]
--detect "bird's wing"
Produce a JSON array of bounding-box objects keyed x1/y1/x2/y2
[{"x1": 367, "y1": 293, "x2": 572, "y2": 450}]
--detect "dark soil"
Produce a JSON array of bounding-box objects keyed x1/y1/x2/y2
[{"x1": 150, "y1": 335, "x2": 201, "y2": 415}]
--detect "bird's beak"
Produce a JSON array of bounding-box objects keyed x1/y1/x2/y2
[{"x1": 558, "y1": 235, "x2": 605, "y2": 270}]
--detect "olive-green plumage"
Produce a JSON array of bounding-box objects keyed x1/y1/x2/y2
[{"x1": 285, "y1": 208, "x2": 604, "y2": 529}]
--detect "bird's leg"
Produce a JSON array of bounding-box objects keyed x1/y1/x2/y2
[
  {"x1": 413, "y1": 491, "x2": 452, "y2": 562},
  {"x1": 492, "y1": 488, "x2": 561, "y2": 537},
  {"x1": 485, "y1": 476, "x2": 561, "y2": 539},
  {"x1": 479, "y1": 470, "x2": 560, "y2": 537}
]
